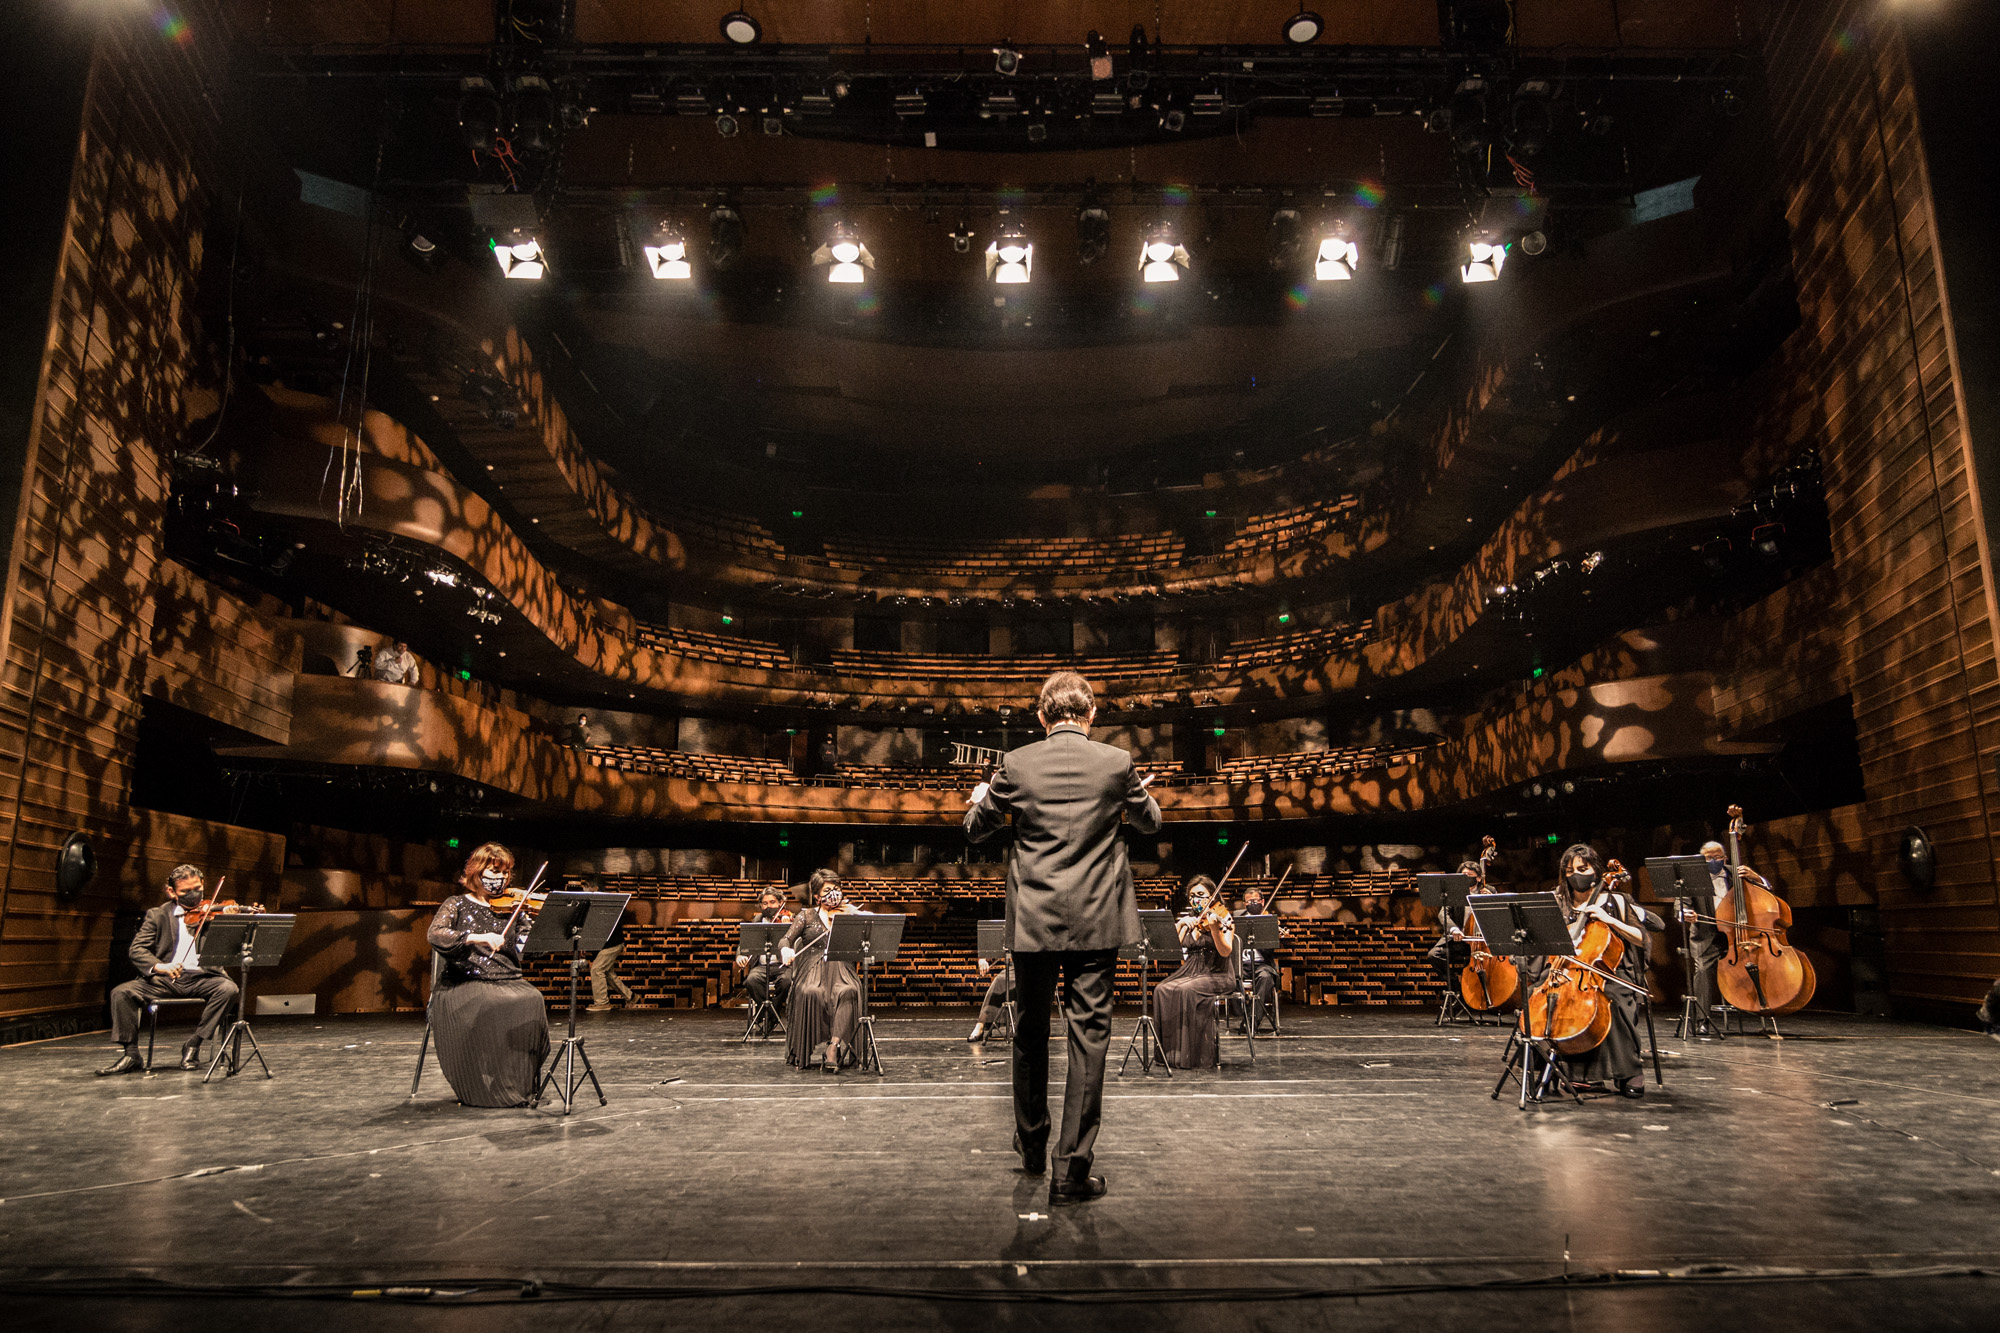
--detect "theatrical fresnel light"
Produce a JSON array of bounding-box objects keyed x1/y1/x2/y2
[
  {"x1": 644, "y1": 222, "x2": 692, "y2": 280},
  {"x1": 1461, "y1": 233, "x2": 1507, "y2": 283},
  {"x1": 1315, "y1": 226, "x2": 1360, "y2": 281},
  {"x1": 1140, "y1": 221, "x2": 1189, "y2": 283},
  {"x1": 490, "y1": 229, "x2": 546, "y2": 280},
  {"x1": 813, "y1": 220, "x2": 874, "y2": 284},
  {"x1": 985, "y1": 217, "x2": 1032, "y2": 285}
]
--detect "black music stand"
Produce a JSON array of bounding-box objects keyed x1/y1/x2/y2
[
  {"x1": 192, "y1": 914, "x2": 295, "y2": 1083},
  {"x1": 824, "y1": 912, "x2": 905, "y2": 1076},
  {"x1": 1117, "y1": 910, "x2": 1181, "y2": 1077},
  {"x1": 1417, "y1": 872, "x2": 1489, "y2": 1028},
  {"x1": 1646, "y1": 854, "x2": 1723, "y2": 1040},
  {"x1": 736, "y1": 921, "x2": 790, "y2": 1043},
  {"x1": 975, "y1": 918, "x2": 1017, "y2": 1042},
  {"x1": 1236, "y1": 914, "x2": 1283, "y2": 1036},
  {"x1": 526, "y1": 890, "x2": 631, "y2": 1113},
  {"x1": 1470, "y1": 893, "x2": 1586, "y2": 1109}
]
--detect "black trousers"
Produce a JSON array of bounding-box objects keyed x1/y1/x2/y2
[
  {"x1": 1012, "y1": 949, "x2": 1117, "y2": 1185},
  {"x1": 1689, "y1": 923, "x2": 1726, "y2": 1015},
  {"x1": 109, "y1": 973, "x2": 239, "y2": 1045},
  {"x1": 1246, "y1": 961, "x2": 1279, "y2": 1023},
  {"x1": 745, "y1": 963, "x2": 792, "y2": 1011}
]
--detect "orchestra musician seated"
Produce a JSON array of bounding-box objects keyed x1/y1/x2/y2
[
  {"x1": 1524, "y1": 845, "x2": 1649, "y2": 1098},
  {"x1": 967, "y1": 954, "x2": 1014, "y2": 1042},
  {"x1": 423, "y1": 843, "x2": 552, "y2": 1107},
  {"x1": 1234, "y1": 882, "x2": 1288, "y2": 1033},
  {"x1": 1426, "y1": 857, "x2": 1492, "y2": 987},
  {"x1": 736, "y1": 887, "x2": 795, "y2": 1037},
  {"x1": 97, "y1": 864, "x2": 241, "y2": 1075},
  {"x1": 1153, "y1": 876, "x2": 1238, "y2": 1069},
  {"x1": 780, "y1": 872, "x2": 864, "y2": 1072}
]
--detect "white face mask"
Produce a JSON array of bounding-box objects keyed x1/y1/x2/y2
[{"x1": 479, "y1": 869, "x2": 508, "y2": 892}]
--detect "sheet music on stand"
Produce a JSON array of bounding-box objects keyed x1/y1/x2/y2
[
  {"x1": 1467, "y1": 892, "x2": 1580, "y2": 1109},
  {"x1": 824, "y1": 913, "x2": 906, "y2": 1076},
  {"x1": 192, "y1": 913, "x2": 296, "y2": 1083}
]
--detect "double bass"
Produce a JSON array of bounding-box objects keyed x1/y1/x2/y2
[
  {"x1": 1457, "y1": 836, "x2": 1519, "y2": 1012},
  {"x1": 1524, "y1": 859, "x2": 1635, "y2": 1054},
  {"x1": 1704, "y1": 805, "x2": 1815, "y2": 1016}
]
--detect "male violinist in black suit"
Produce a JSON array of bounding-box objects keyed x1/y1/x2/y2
[
  {"x1": 964, "y1": 671, "x2": 1161, "y2": 1206},
  {"x1": 1235, "y1": 882, "x2": 1287, "y2": 1032},
  {"x1": 96, "y1": 865, "x2": 240, "y2": 1075}
]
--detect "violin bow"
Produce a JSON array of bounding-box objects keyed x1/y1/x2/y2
[
  {"x1": 497, "y1": 861, "x2": 549, "y2": 940},
  {"x1": 188, "y1": 875, "x2": 227, "y2": 943}
]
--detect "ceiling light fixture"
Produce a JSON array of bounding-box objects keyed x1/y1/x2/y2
[
  {"x1": 719, "y1": 10, "x2": 761, "y2": 44},
  {"x1": 985, "y1": 216, "x2": 1032, "y2": 284},
  {"x1": 1139, "y1": 220, "x2": 1188, "y2": 283},
  {"x1": 813, "y1": 220, "x2": 874, "y2": 284},
  {"x1": 644, "y1": 222, "x2": 693, "y2": 280},
  {"x1": 1284, "y1": 10, "x2": 1325, "y2": 44},
  {"x1": 993, "y1": 44, "x2": 1021, "y2": 76},
  {"x1": 1315, "y1": 226, "x2": 1360, "y2": 280},
  {"x1": 1461, "y1": 233, "x2": 1508, "y2": 283},
  {"x1": 489, "y1": 230, "x2": 546, "y2": 280}
]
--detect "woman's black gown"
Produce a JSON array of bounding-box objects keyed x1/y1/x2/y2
[
  {"x1": 426, "y1": 895, "x2": 552, "y2": 1107},
  {"x1": 1521, "y1": 892, "x2": 1645, "y2": 1086},
  {"x1": 1154, "y1": 921, "x2": 1237, "y2": 1069},
  {"x1": 781, "y1": 909, "x2": 862, "y2": 1069}
]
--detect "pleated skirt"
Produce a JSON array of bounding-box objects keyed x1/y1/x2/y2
[
  {"x1": 432, "y1": 978, "x2": 551, "y2": 1107},
  {"x1": 1154, "y1": 965, "x2": 1236, "y2": 1070},
  {"x1": 785, "y1": 957, "x2": 862, "y2": 1069}
]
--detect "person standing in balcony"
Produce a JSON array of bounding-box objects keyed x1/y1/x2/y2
[{"x1": 373, "y1": 639, "x2": 419, "y2": 686}]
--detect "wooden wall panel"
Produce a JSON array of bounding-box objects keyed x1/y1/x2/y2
[
  {"x1": 146, "y1": 561, "x2": 302, "y2": 744},
  {"x1": 1758, "y1": 0, "x2": 2000, "y2": 1005},
  {"x1": 0, "y1": 5, "x2": 235, "y2": 1021}
]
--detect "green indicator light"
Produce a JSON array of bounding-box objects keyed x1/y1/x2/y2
[
  {"x1": 1212, "y1": 726, "x2": 1225, "y2": 737},
  {"x1": 447, "y1": 837, "x2": 461, "y2": 849},
  {"x1": 1547, "y1": 833, "x2": 1561, "y2": 844},
  {"x1": 1205, "y1": 510, "x2": 1217, "y2": 518},
  {"x1": 1217, "y1": 833, "x2": 1230, "y2": 846},
  {"x1": 1532, "y1": 667, "x2": 1544, "y2": 679},
  {"x1": 791, "y1": 510, "x2": 804, "y2": 518},
  {"x1": 721, "y1": 614, "x2": 734, "y2": 625},
  {"x1": 459, "y1": 669, "x2": 472, "y2": 681},
  {"x1": 1278, "y1": 613, "x2": 1291, "y2": 625}
]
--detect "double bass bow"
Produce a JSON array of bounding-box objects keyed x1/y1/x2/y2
[
  {"x1": 1457, "y1": 836, "x2": 1519, "y2": 1012},
  {"x1": 1707, "y1": 805, "x2": 1815, "y2": 1018}
]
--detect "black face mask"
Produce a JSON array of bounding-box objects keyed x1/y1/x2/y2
[
  {"x1": 174, "y1": 888, "x2": 202, "y2": 909},
  {"x1": 1566, "y1": 871, "x2": 1598, "y2": 895}
]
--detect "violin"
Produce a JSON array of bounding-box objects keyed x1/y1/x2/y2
[
  {"x1": 183, "y1": 878, "x2": 267, "y2": 932},
  {"x1": 1523, "y1": 857, "x2": 1633, "y2": 1054},
  {"x1": 1710, "y1": 805, "x2": 1815, "y2": 1017},
  {"x1": 1458, "y1": 836, "x2": 1519, "y2": 1012}
]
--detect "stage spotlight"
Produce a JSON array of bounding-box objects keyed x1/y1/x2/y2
[
  {"x1": 1076, "y1": 203, "x2": 1111, "y2": 266},
  {"x1": 1315, "y1": 228, "x2": 1360, "y2": 281},
  {"x1": 489, "y1": 230, "x2": 546, "y2": 280},
  {"x1": 1580, "y1": 550, "x2": 1605, "y2": 574},
  {"x1": 994, "y1": 44, "x2": 1022, "y2": 76},
  {"x1": 403, "y1": 230, "x2": 443, "y2": 270},
  {"x1": 457, "y1": 76, "x2": 501, "y2": 155},
  {"x1": 1284, "y1": 9, "x2": 1325, "y2": 43},
  {"x1": 1510, "y1": 79, "x2": 1553, "y2": 158},
  {"x1": 715, "y1": 111, "x2": 740, "y2": 137},
  {"x1": 707, "y1": 203, "x2": 743, "y2": 268},
  {"x1": 985, "y1": 217, "x2": 1032, "y2": 284},
  {"x1": 1162, "y1": 107, "x2": 1187, "y2": 132},
  {"x1": 1461, "y1": 233, "x2": 1508, "y2": 283},
  {"x1": 1266, "y1": 208, "x2": 1305, "y2": 271},
  {"x1": 1752, "y1": 522, "x2": 1785, "y2": 559},
  {"x1": 1139, "y1": 220, "x2": 1188, "y2": 283},
  {"x1": 511, "y1": 74, "x2": 556, "y2": 156},
  {"x1": 1086, "y1": 30, "x2": 1112, "y2": 79},
  {"x1": 813, "y1": 220, "x2": 874, "y2": 284},
  {"x1": 948, "y1": 217, "x2": 975, "y2": 254},
  {"x1": 1449, "y1": 76, "x2": 1492, "y2": 157},
  {"x1": 720, "y1": 10, "x2": 761, "y2": 43},
  {"x1": 644, "y1": 222, "x2": 693, "y2": 280}
]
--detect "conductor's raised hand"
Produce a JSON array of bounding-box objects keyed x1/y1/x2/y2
[{"x1": 967, "y1": 780, "x2": 991, "y2": 807}]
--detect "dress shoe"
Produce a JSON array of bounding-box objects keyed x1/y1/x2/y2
[
  {"x1": 1049, "y1": 1173, "x2": 1107, "y2": 1206},
  {"x1": 1012, "y1": 1131, "x2": 1046, "y2": 1176},
  {"x1": 179, "y1": 1042, "x2": 203, "y2": 1071},
  {"x1": 966, "y1": 1025, "x2": 986, "y2": 1042},
  {"x1": 96, "y1": 1052, "x2": 142, "y2": 1076},
  {"x1": 585, "y1": 1002, "x2": 614, "y2": 1012}
]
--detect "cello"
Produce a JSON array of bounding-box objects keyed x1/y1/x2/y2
[
  {"x1": 1457, "y1": 836, "x2": 1519, "y2": 1012},
  {"x1": 1524, "y1": 859, "x2": 1637, "y2": 1054},
  {"x1": 1703, "y1": 805, "x2": 1814, "y2": 1017}
]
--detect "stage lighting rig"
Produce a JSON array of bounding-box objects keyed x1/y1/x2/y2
[
  {"x1": 707, "y1": 203, "x2": 744, "y2": 268},
  {"x1": 715, "y1": 111, "x2": 740, "y2": 137},
  {"x1": 1449, "y1": 77, "x2": 1492, "y2": 157},
  {"x1": 812, "y1": 221, "x2": 874, "y2": 284},
  {"x1": 489, "y1": 230, "x2": 546, "y2": 280},
  {"x1": 1266, "y1": 208, "x2": 1305, "y2": 271},
  {"x1": 994, "y1": 44, "x2": 1022, "y2": 76},
  {"x1": 457, "y1": 76, "x2": 501, "y2": 155},
  {"x1": 1315, "y1": 225, "x2": 1360, "y2": 280},
  {"x1": 1284, "y1": 10, "x2": 1325, "y2": 44},
  {"x1": 985, "y1": 217, "x2": 1032, "y2": 284},
  {"x1": 720, "y1": 10, "x2": 761, "y2": 44},
  {"x1": 948, "y1": 218, "x2": 975, "y2": 254},
  {"x1": 1460, "y1": 232, "x2": 1507, "y2": 283},
  {"x1": 1076, "y1": 202, "x2": 1111, "y2": 265},
  {"x1": 644, "y1": 222, "x2": 693, "y2": 280},
  {"x1": 1086, "y1": 30, "x2": 1112, "y2": 80},
  {"x1": 511, "y1": 74, "x2": 556, "y2": 156},
  {"x1": 1140, "y1": 221, "x2": 1189, "y2": 283},
  {"x1": 1509, "y1": 79, "x2": 1553, "y2": 158}
]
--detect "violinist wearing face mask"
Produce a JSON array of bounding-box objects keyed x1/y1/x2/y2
[
  {"x1": 779, "y1": 871, "x2": 864, "y2": 1073},
  {"x1": 1526, "y1": 845, "x2": 1650, "y2": 1097},
  {"x1": 97, "y1": 865, "x2": 242, "y2": 1076},
  {"x1": 422, "y1": 843, "x2": 552, "y2": 1107}
]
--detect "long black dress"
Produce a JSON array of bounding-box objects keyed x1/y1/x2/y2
[
  {"x1": 781, "y1": 908, "x2": 862, "y2": 1069},
  {"x1": 1522, "y1": 891, "x2": 1645, "y2": 1086},
  {"x1": 1154, "y1": 919, "x2": 1237, "y2": 1069},
  {"x1": 426, "y1": 895, "x2": 552, "y2": 1107}
]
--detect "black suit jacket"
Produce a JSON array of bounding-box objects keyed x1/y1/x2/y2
[
  {"x1": 1236, "y1": 906, "x2": 1282, "y2": 973},
  {"x1": 129, "y1": 903, "x2": 205, "y2": 975},
  {"x1": 963, "y1": 724, "x2": 1162, "y2": 953}
]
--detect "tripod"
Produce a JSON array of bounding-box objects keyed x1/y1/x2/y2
[
  {"x1": 854, "y1": 951, "x2": 884, "y2": 1076},
  {"x1": 533, "y1": 931, "x2": 607, "y2": 1114},
  {"x1": 740, "y1": 985, "x2": 786, "y2": 1042},
  {"x1": 1118, "y1": 942, "x2": 1170, "y2": 1078}
]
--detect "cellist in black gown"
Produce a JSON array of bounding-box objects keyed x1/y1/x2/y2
[
  {"x1": 780, "y1": 873, "x2": 863, "y2": 1073},
  {"x1": 1153, "y1": 876, "x2": 1238, "y2": 1070},
  {"x1": 1522, "y1": 844, "x2": 1649, "y2": 1097}
]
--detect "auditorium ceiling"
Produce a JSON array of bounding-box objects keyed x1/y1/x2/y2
[{"x1": 236, "y1": 0, "x2": 1759, "y2": 477}]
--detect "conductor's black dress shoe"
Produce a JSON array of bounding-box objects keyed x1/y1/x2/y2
[
  {"x1": 96, "y1": 1053, "x2": 142, "y2": 1076},
  {"x1": 1049, "y1": 1173, "x2": 1108, "y2": 1206},
  {"x1": 1012, "y1": 1131, "x2": 1046, "y2": 1176}
]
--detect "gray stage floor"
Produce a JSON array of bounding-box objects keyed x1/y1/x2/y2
[{"x1": 2, "y1": 1006, "x2": 1997, "y2": 1330}]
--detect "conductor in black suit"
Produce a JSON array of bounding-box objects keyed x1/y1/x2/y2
[{"x1": 964, "y1": 671, "x2": 1161, "y2": 1205}]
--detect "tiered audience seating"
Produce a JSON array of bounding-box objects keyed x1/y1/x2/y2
[
  {"x1": 819, "y1": 760, "x2": 1186, "y2": 790},
  {"x1": 1207, "y1": 745, "x2": 1430, "y2": 783},
  {"x1": 1223, "y1": 495, "x2": 1362, "y2": 553},
  {"x1": 1218, "y1": 621, "x2": 1375, "y2": 670},
  {"x1": 631, "y1": 622, "x2": 790, "y2": 670},
  {"x1": 588, "y1": 745, "x2": 797, "y2": 784},
  {"x1": 582, "y1": 875, "x2": 786, "y2": 901},
  {"x1": 822, "y1": 533, "x2": 1185, "y2": 577},
  {"x1": 825, "y1": 649, "x2": 1179, "y2": 681},
  {"x1": 653, "y1": 502, "x2": 786, "y2": 561}
]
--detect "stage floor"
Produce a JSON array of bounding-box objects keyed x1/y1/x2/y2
[{"x1": 3, "y1": 1006, "x2": 1997, "y2": 1330}]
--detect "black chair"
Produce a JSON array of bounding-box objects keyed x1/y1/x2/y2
[
  {"x1": 141, "y1": 996, "x2": 212, "y2": 1071},
  {"x1": 409, "y1": 950, "x2": 444, "y2": 1098}
]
